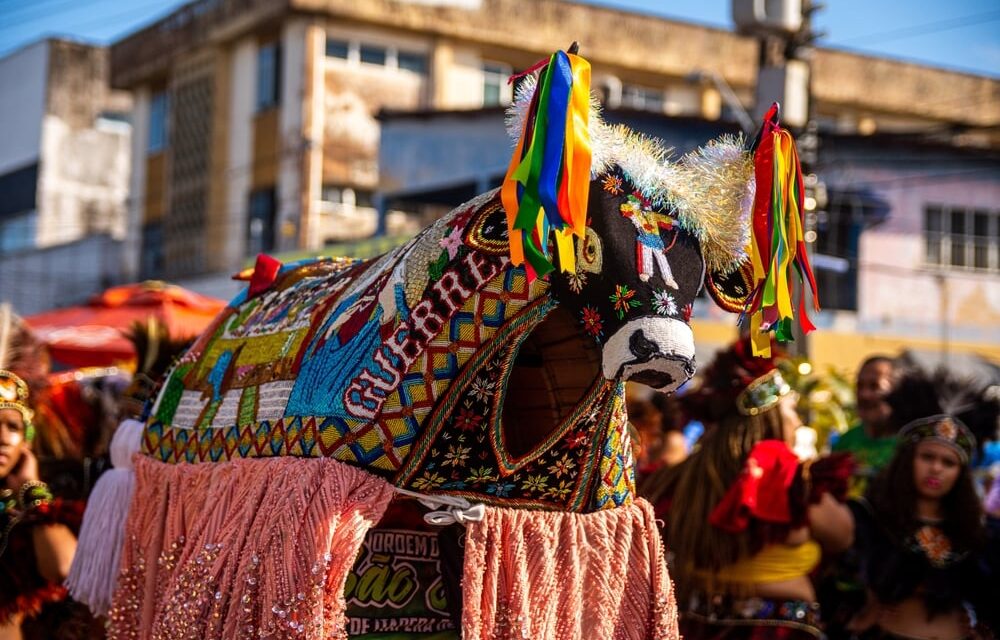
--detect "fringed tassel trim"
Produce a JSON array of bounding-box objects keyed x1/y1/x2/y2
[
  {"x1": 461, "y1": 498, "x2": 679, "y2": 639},
  {"x1": 65, "y1": 418, "x2": 144, "y2": 616},
  {"x1": 106, "y1": 455, "x2": 394, "y2": 640}
]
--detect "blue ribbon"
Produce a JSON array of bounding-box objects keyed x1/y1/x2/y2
[{"x1": 537, "y1": 50, "x2": 572, "y2": 229}]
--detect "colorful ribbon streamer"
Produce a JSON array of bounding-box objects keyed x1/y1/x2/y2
[
  {"x1": 746, "y1": 104, "x2": 820, "y2": 357},
  {"x1": 501, "y1": 50, "x2": 592, "y2": 280}
]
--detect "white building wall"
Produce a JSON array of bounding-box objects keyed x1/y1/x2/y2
[
  {"x1": 225, "y1": 39, "x2": 256, "y2": 271},
  {"x1": 437, "y1": 46, "x2": 487, "y2": 109},
  {"x1": 857, "y1": 171, "x2": 1000, "y2": 343},
  {"x1": 0, "y1": 42, "x2": 47, "y2": 175},
  {"x1": 36, "y1": 114, "x2": 131, "y2": 247}
]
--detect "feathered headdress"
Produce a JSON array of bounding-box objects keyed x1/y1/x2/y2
[{"x1": 887, "y1": 367, "x2": 1000, "y2": 462}]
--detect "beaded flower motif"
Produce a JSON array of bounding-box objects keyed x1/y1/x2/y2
[
  {"x1": 609, "y1": 284, "x2": 641, "y2": 319},
  {"x1": 581, "y1": 306, "x2": 604, "y2": 340},
  {"x1": 652, "y1": 289, "x2": 678, "y2": 316}
]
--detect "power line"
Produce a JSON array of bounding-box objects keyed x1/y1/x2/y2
[{"x1": 833, "y1": 9, "x2": 1000, "y2": 46}]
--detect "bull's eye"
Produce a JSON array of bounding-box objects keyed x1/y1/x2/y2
[{"x1": 577, "y1": 228, "x2": 604, "y2": 274}]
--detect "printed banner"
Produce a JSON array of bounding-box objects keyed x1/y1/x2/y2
[{"x1": 345, "y1": 527, "x2": 458, "y2": 639}]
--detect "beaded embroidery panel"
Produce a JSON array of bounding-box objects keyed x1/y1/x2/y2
[
  {"x1": 143, "y1": 192, "x2": 548, "y2": 473},
  {"x1": 394, "y1": 298, "x2": 634, "y2": 512}
]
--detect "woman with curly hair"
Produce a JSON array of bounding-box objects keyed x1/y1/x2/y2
[
  {"x1": 643, "y1": 337, "x2": 854, "y2": 639},
  {"x1": 848, "y1": 369, "x2": 1000, "y2": 640}
]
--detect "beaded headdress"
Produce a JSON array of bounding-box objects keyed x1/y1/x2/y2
[
  {"x1": 887, "y1": 367, "x2": 1000, "y2": 464},
  {"x1": 736, "y1": 368, "x2": 792, "y2": 416},
  {"x1": 0, "y1": 369, "x2": 35, "y2": 441},
  {"x1": 681, "y1": 337, "x2": 788, "y2": 424},
  {"x1": 899, "y1": 414, "x2": 975, "y2": 464}
]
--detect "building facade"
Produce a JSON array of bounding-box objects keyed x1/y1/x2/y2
[
  {"x1": 0, "y1": 39, "x2": 132, "y2": 313},
  {"x1": 109, "y1": 0, "x2": 999, "y2": 370}
]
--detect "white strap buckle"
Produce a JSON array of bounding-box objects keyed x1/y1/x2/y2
[{"x1": 394, "y1": 487, "x2": 486, "y2": 526}]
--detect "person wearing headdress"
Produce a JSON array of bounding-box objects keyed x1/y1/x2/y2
[
  {"x1": 643, "y1": 337, "x2": 854, "y2": 639},
  {"x1": 847, "y1": 369, "x2": 1000, "y2": 640},
  {"x1": 0, "y1": 369, "x2": 83, "y2": 640}
]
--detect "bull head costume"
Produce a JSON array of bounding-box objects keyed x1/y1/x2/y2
[{"x1": 68, "y1": 48, "x2": 816, "y2": 640}]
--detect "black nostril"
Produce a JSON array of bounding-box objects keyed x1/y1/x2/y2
[{"x1": 629, "y1": 329, "x2": 660, "y2": 361}]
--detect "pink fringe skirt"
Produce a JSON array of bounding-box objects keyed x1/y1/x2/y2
[
  {"x1": 107, "y1": 455, "x2": 395, "y2": 640},
  {"x1": 462, "y1": 498, "x2": 679, "y2": 640},
  {"x1": 107, "y1": 456, "x2": 677, "y2": 639}
]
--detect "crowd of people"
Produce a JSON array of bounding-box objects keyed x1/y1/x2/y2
[
  {"x1": 631, "y1": 339, "x2": 1000, "y2": 640},
  {"x1": 2, "y1": 327, "x2": 999, "y2": 639}
]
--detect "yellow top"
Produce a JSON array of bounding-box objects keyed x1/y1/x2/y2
[{"x1": 701, "y1": 540, "x2": 822, "y2": 585}]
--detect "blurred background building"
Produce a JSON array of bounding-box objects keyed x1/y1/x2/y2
[
  {"x1": 0, "y1": 0, "x2": 997, "y2": 372},
  {"x1": 0, "y1": 38, "x2": 132, "y2": 314}
]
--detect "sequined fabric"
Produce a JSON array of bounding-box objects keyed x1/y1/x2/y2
[{"x1": 106, "y1": 455, "x2": 394, "y2": 640}]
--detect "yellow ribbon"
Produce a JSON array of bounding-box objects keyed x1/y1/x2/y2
[{"x1": 774, "y1": 133, "x2": 794, "y2": 320}]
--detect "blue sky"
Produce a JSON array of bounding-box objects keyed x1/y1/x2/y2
[{"x1": 0, "y1": 0, "x2": 997, "y2": 77}]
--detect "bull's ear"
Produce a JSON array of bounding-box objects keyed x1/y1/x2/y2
[{"x1": 706, "y1": 259, "x2": 753, "y2": 313}]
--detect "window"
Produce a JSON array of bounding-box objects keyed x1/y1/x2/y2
[
  {"x1": 359, "y1": 44, "x2": 387, "y2": 66},
  {"x1": 0, "y1": 211, "x2": 37, "y2": 253},
  {"x1": 256, "y1": 42, "x2": 281, "y2": 111},
  {"x1": 814, "y1": 193, "x2": 861, "y2": 311},
  {"x1": 325, "y1": 37, "x2": 429, "y2": 77},
  {"x1": 140, "y1": 222, "x2": 164, "y2": 279},
  {"x1": 812, "y1": 189, "x2": 889, "y2": 311},
  {"x1": 148, "y1": 90, "x2": 169, "y2": 153},
  {"x1": 482, "y1": 62, "x2": 512, "y2": 107},
  {"x1": 248, "y1": 189, "x2": 277, "y2": 255},
  {"x1": 397, "y1": 50, "x2": 428, "y2": 74},
  {"x1": 321, "y1": 185, "x2": 374, "y2": 208},
  {"x1": 325, "y1": 38, "x2": 349, "y2": 60},
  {"x1": 354, "y1": 189, "x2": 373, "y2": 208},
  {"x1": 321, "y1": 185, "x2": 345, "y2": 204},
  {"x1": 924, "y1": 205, "x2": 999, "y2": 272},
  {"x1": 621, "y1": 84, "x2": 664, "y2": 113}
]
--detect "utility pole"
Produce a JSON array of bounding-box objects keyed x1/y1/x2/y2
[
  {"x1": 935, "y1": 272, "x2": 950, "y2": 367},
  {"x1": 733, "y1": 0, "x2": 825, "y2": 357}
]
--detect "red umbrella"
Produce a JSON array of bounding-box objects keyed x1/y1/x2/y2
[{"x1": 25, "y1": 281, "x2": 227, "y2": 368}]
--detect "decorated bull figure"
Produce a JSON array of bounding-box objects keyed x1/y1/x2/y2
[{"x1": 68, "y1": 49, "x2": 815, "y2": 640}]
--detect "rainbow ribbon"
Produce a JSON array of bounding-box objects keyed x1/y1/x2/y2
[
  {"x1": 746, "y1": 104, "x2": 820, "y2": 357},
  {"x1": 501, "y1": 50, "x2": 592, "y2": 280}
]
